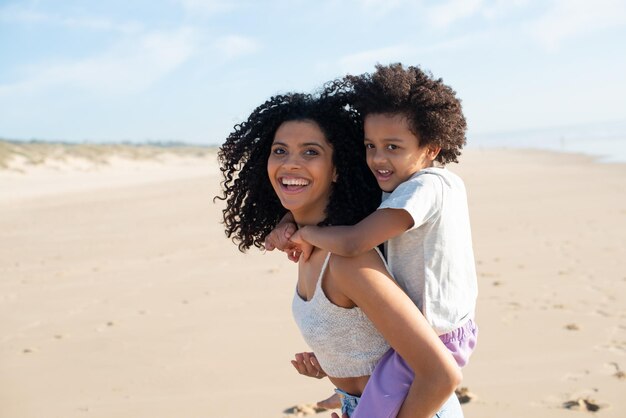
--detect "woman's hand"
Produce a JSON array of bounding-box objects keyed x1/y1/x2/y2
[{"x1": 290, "y1": 352, "x2": 327, "y2": 379}]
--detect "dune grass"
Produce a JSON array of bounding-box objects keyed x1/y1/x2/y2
[{"x1": 0, "y1": 139, "x2": 215, "y2": 170}]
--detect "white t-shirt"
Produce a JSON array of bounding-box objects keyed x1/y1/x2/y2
[{"x1": 379, "y1": 167, "x2": 478, "y2": 335}]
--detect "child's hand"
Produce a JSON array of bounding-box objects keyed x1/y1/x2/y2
[
  {"x1": 330, "y1": 413, "x2": 348, "y2": 418},
  {"x1": 290, "y1": 229, "x2": 314, "y2": 262},
  {"x1": 290, "y1": 352, "x2": 326, "y2": 379},
  {"x1": 264, "y1": 222, "x2": 297, "y2": 252},
  {"x1": 286, "y1": 247, "x2": 302, "y2": 263},
  {"x1": 264, "y1": 221, "x2": 302, "y2": 262}
]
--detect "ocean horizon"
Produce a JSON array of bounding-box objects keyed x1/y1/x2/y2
[
  {"x1": 469, "y1": 120, "x2": 626, "y2": 164},
  {"x1": 3, "y1": 120, "x2": 626, "y2": 164}
]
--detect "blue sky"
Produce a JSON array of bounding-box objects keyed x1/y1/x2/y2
[{"x1": 1, "y1": 0, "x2": 625, "y2": 145}]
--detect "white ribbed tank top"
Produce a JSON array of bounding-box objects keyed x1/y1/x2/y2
[{"x1": 292, "y1": 249, "x2": 390, "y2": 378}]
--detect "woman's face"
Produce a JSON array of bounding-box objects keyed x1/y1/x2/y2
[{"x1": 267, "y1": 120, "x2": 337, "y2": 225}]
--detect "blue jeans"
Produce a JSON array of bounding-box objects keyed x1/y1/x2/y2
[
  {"x1": 335, "y1": 388, "x2": 360, "y2": 417},
  {"x1": 434, "y1": 393, "x2": 464, "y2": 418},
  {"x1": 338, "y1": 388, "x2": 464, "y2": 418}
]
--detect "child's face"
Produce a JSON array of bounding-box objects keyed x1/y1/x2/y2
[{"x1": 364, "y1": 113, "x2": 440, "y2": 192}]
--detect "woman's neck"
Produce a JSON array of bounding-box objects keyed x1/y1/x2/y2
[{"x1": 292, "y1": 209, "x2": 326, "y2": 227}]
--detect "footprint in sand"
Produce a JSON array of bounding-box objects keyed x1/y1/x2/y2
[
  {"x1": 479, "y1": 272, "x2": 497, "y2": 279},
  {"x1": 283, "y1": 403, "x2": 327, "y2": 417},
  {"x1": 565, "y1": 323, "x2": 580, "y2": 331},
  {"x1": 562, "y1": 398, "x2": 603, "y2": 412},
  {"x1": 594, "y1": 310, "x2": 611, "y2": 317},
  {"x1": 455, "y1": 387, "x2": 477, "y2": 404},
  {"x1": 609, "y1": 362, "x2": 626, "y2": 380}
]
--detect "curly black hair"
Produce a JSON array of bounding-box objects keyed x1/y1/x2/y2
[
  {"x1": 344, "y1": 63, "x2": 467, "y2": 165},
  {"x1": 216, "y1": 92, "x2": 379, "y2": 252}
]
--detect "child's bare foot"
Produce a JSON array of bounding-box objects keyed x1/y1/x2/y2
[{"x1": 316, "y1": 392, "x2": 341, "y2": 410}]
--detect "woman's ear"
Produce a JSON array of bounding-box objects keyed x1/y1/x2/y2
[{"x1": 332, "y1": 168, "x2": 338, "y2": 183}]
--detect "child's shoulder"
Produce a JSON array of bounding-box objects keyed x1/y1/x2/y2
[
  {"x1": 393, "y1": 167, "x2": 456, "y2": 190},
  {"x1": 385, "y1": 168, "x2": 465, "y2": 203},
  {"x1": 410, "y1": 167, "x2": 464, "y2": 188}
]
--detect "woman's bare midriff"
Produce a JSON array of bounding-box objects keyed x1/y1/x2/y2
[{"x1": 329, "y1": 375, "x2": 371, "y2": 396}]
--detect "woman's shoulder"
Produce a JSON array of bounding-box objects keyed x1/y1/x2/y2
[{"x1": 327, "y1": 249, "x2": 390, "y2": 280}]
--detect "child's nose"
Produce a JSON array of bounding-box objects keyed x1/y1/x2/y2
[{"x1": 372, "y1": 149, "x2": 386, "y2": 164}]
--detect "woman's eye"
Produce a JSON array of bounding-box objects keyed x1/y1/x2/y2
[
  {"x1": 304, "y1": 149, "x2": 319, "y2": 156},
  {"x1": 272, "y1": 148, "x2": 286, "y2": 155}
]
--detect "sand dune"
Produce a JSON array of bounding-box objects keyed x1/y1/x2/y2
[{"x1": 0, "y1": 144, "x2": 624, "y2": 417}]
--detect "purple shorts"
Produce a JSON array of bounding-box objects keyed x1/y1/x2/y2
[
  {"x1": 350, "y1": 320, "x2": 477, "y2": 418},
  {"x1": 439, "y1": 318, "x2": 478, "y2": 368},
  {"x1": 350, "y1": 350, "x2": 464, "y2": 418}
]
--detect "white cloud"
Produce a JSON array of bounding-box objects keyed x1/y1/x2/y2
[
  {"x1": 177, "y1": 0, "x2": 235, "y2": 15},
  {"x1": 481, "y1": 0, "x2": 529, "y2": 20},
  {"x1": 0, "y1": 28, "x2": 198, "y2": 98},
  {"x1": 337, "y1": 36, "x2": 476, "y2": 75},
  {"x1": 528, "y1": 0, "x2": 626, "y2": 50},
  {"x1": 214, "y1": 35, "x2": 261, "y2": 59},
  {"x1": 338, "y1": 45, "x2": 415, "y2": 74},
  {"x1": 426, "y1": 0, "x2": 484, "y2": 28},
  {"x1": 351, "y1": 0, "x2": 408, "y2": 16},
  {"x1": 0, "y1": 7, "x2": 143, "y2": 33}
]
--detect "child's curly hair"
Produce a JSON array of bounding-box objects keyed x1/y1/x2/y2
[
  {"x1": 346, "y1": 63, "x2": 467, "y2": 164},
  {"x1": 216, "y1": 92, "x2": 379, "y2": 251}
]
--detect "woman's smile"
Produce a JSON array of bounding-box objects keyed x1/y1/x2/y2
[{"x1": 279, "y1": 176, "x2": 311, "y2": 193}]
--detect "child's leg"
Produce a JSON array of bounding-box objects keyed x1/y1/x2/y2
[
  {"x1": 438, "y1": 319, "x2": 478, "y2": 368},
  {"x1": 352, "y1": 349, "x2": 465, "y2": 418},
  {"x1": 351, "y1": 349, "x2": 413, "y2": 418}
]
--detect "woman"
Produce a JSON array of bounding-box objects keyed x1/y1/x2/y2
[{"x1": 217, "y1": 92, "x2": 462, "y2": 417}]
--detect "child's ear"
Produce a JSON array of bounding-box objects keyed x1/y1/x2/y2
[{"x1": 428, "y1": 146, "x2": 441, "y2": 161}]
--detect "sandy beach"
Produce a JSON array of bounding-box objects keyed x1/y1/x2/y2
[{"x1": 0, "y1": 143, "x2": 624, "y2": 418}]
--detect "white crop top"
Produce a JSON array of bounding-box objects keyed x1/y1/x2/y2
[{"x1": 291, "y1": 250, "x2": 390, "y2": 378}]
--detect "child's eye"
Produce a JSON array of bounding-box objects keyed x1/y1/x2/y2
[
  {"x1": 365, "y1": 143, "x2": 375, "y2": 149},
  {"x1": 386, "y1": 144, "x2": 399, "y2": 151}
]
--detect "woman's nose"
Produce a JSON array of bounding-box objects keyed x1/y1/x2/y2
[{"x1": 283, "y1": 153, "x2": 302, "y2": 169}]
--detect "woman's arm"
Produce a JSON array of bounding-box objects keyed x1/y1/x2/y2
[{"x1": 330, "y1": 251, "x2": 461, "y2": 418}]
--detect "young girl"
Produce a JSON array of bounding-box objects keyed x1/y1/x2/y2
[
  {"x1": 268, "y1": 64, "x2": 478, "y2": 408},
  {"x1": 217, "y1": 91, "x2": 463, "y2": 417}
]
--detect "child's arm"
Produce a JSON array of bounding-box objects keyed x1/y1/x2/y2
[{"x1": 292, "y1": 208, "x2": 413, "y2": 259}]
